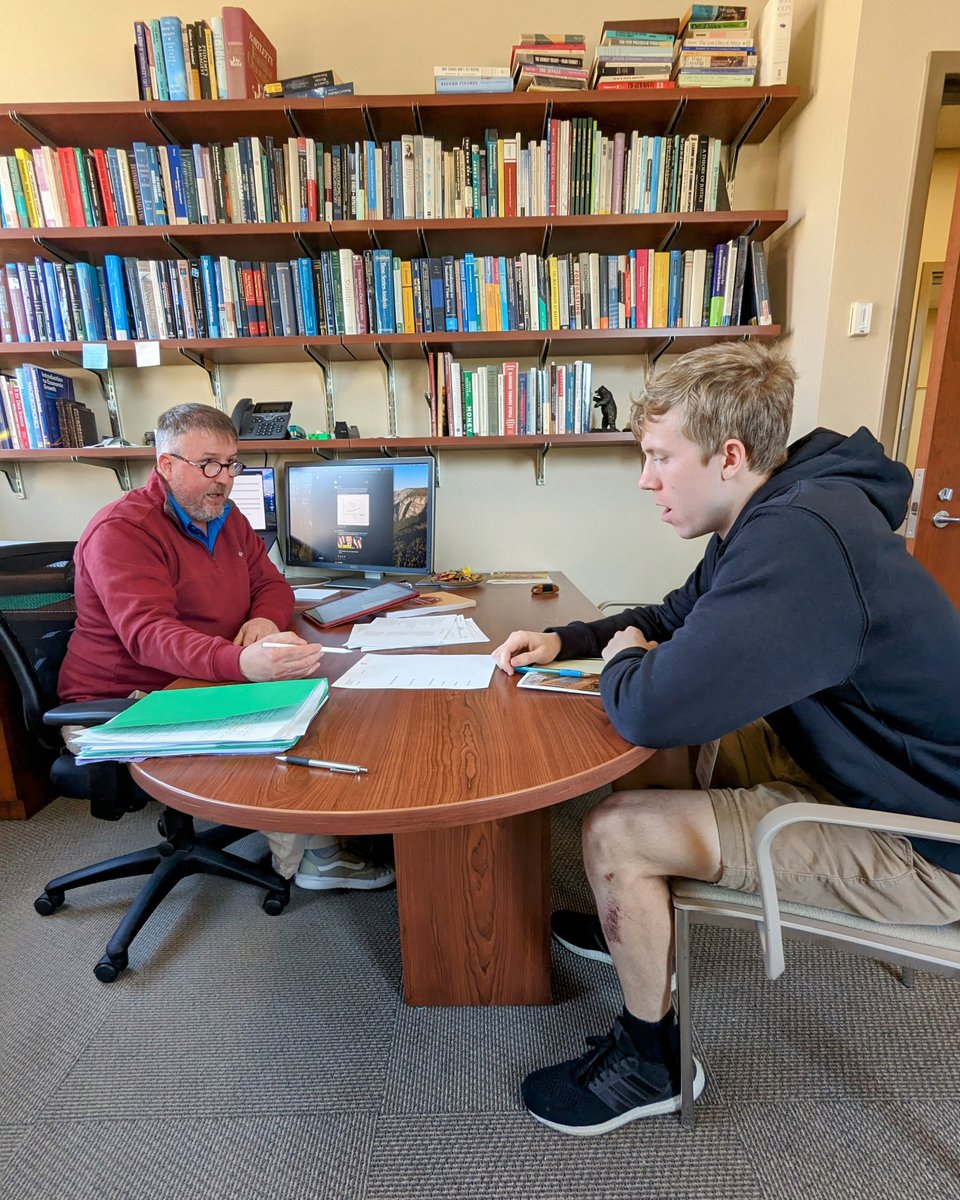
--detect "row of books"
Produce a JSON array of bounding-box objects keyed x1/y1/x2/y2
[
  {"x1": 427, "y1": 354, "x2": 595, "y2": 438},
  {"x1": 0, "y1": 366, "x2": 99, "y2": 450},
  {"x1": 0, "y1": 127, "x2": 728, "y2": 231},
  {"x1": 0, "y1": 239, "x2": 772, "y2": 348},
  {"x1": 673, "y1": 6, "x2": 757, "y2": 88},
  {"x1": 589, "y1": 23, "x2": 677, "y2": 91},
  {"x1": 511, "y1": 33, "x2": 589, "y2": 94},
  {"x1": 132, "y1": 7, "x2": 276, "y2": 102}
]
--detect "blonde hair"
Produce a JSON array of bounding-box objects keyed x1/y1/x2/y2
[{"x1": 631, "y1": 342, "x2": 795, "y2": 474}]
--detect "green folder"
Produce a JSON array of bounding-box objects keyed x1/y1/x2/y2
[{"x1": 100, "y1": 679, "x2": 327, "y2": 731}]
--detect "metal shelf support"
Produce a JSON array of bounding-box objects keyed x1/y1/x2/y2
[
  {"x1": 71, "y1": 456, "x2": 133, "y2": 492},
  {"x1": 728, "y1": 95, "x2": 771, "y2": 185},
  {"x1": 177, "y1": 349, "x2": 224, "y2": 409},
  {"x1": 536, "y1": 443, "x2": 551, "y2": 486},
  {"x1": 0, "y1": 463, "x2": 25, "y2": 499},
  {"x1": 303, "y1": 345, "x2": 336, "y2": 431},
  {"x1": 375, "y1": 344, "x2": 399, "y2": 438},
  {"x1": 51, "y1": 351, "x2": 125, "y2": 440}
]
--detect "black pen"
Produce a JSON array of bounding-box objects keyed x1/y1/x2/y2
[{"x1": 275, "y1": 754, "x2": 368, "y2": 775}]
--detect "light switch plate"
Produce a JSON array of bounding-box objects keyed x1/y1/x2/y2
[{"x1": 848, "y1": 302, "x2": 873, "y2": 336}]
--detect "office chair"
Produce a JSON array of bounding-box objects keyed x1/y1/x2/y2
[
  {"x1": 0, "y1": 542, "x2": 290, "y2": 983},
  {"x1": 671, "y1": 802, "x2": 960, "y2": 1130}
]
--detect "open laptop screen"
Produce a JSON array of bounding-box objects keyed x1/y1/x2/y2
[{"x1": 230, "y1": 467, "x2": 278, "y2": 548}]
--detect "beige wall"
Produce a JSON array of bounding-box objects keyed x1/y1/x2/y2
[{"x1": 3, "y1": 0, "x2": 947, "y2": 603}]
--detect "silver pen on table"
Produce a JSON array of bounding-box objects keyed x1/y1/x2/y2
[
  {"x1": 275, "y1": 754, "x2": 368, "y2": 775},
  {"x1": 260, "y1": 642, "x2": 354, "y2": 654}
]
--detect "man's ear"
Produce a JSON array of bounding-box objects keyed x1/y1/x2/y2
[{"x1": 720, "y1": 439, "x2": 749, "y2": 478}]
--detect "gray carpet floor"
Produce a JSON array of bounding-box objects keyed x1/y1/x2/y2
[{"x1": 1, "y1": 790, "x2": 959, "y2": 1200}]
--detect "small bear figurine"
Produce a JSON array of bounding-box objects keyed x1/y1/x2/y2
[{"x1": 592, "y1": 385, "x2": 618, "y2": 432}]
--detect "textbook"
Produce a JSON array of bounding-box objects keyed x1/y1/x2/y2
[
  {"x1": 391, "y1": 590, "x2": 477, "y2": 617},
  {"x1": 74, "y1": 678, "x2": 328, "y2": 762}
]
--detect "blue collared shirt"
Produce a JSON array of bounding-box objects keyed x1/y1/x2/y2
[{"x1": 167, "y1": 492, "x2": 231, "y2": 554}]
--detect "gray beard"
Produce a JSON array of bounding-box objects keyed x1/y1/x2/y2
[{"x1": 179, "y1": 493, "x2": 228, "y2": 524}]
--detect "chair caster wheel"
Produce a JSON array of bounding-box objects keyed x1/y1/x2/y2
[
  {"x1": 34, "y1": 890, "x2": 65, "y2": 915},
  {"x1": 263, "y1": 892, "x2": 288, "y2": 915},
  {"x1": 94, "y1": 952, "x2": 128, "y2": 982}
]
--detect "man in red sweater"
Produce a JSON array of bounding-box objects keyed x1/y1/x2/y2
[{"x1": 60, "y1": 402, "x2": 394, "y2": 891}]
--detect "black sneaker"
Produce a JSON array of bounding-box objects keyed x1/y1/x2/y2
[
  {"x1": 521, "y1": 1019, "x2": 705, "y2": 1136},
  {"x1": 551, "y1": 910, "x2": 612, "y2": 964}
]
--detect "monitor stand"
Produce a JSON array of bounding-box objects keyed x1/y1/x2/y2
[{"x1": 326, "y1": 571, "x2": 388, "y2": 590}]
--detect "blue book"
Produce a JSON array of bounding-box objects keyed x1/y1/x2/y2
[
  {"x1": 498, "y1": 256, "x2": 510, "y2": 331},
  {"x1": 75, "y1": 262, "x2": 106, "y2": 340},
  {"x1": 428, "y1": 258, "x2": 445, "y2": 334},
  {"x1": 318, "y1": 254, "x2": 337, "y2": 336},
  {"x1": 148, "y1": 20, "x2": 170, "y2": 102},
  {"x1": 365, "y1": 141, "x2": 377, "y2": 220},
  {"x1": 14, "y1": 367, "x2": 42, "y2": 447},
  {"x1": 26, "y1": 365, "x2": 71, "y2": 447},
  {"x1": 462, "y1": 252, "x2": 478, "y2": 332},
  {"x1": 158, "y1": 17, "x2": 189, "y2": 102},
  {"x1": 667, "y1": 249, "x2": 683, "y2": 328},
  {"x1": 441, "y1": 255, "x2": 458, "y2": 332},
  {"x1": 31, "y1": 258, "x2": 56, "y2": 341},
  {"x1": 607, "y1": 255, "x2": 620, "y2": 331},
  {"x1": 41, "y1": 261, "x2": 65, "y2": 341},
  {"x1": 199, "y1": 256, "x2": 220, "y2": 338},
  {"x1": 146, "y1": 147, "x2": 167, "y2": 224},
  {"x1": 628, "y1": 249, "x2": 637, "y2": 329},
  {"x1": 650, "y1": 138, "x2": 662, "y2": 215},
  {"x1": 297, "y1": 259, "x2": 318, "y2": 336},
  {"x1": 372, "y1": 250, "x2": 394, "y2": 334},
  {"x1": 105, "y1": 149, "x2": 129, "y2": 226},
  {"x1": 104, "y1": 255, "x2": 131, "y2": 340},
  {"x1": 167, "y1": 146, "x2": 189, "y2": 223},
  {"x1": 131, "y1": 143, "x2": 156, "y2": 226},
  {"x1": 484, "y1": 129, "x2": 499, "y2": 218}
]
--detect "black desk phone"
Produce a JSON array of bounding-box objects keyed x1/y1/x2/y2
[{"x1": 230, "y1": 398, "x2": 292, "y2": 440}]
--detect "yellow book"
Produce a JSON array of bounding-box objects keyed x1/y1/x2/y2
[
  {"x1": 401, "y1": 260, "x2": 415, "y2": 332},
  {"x1": 204, "y1": 23, "x2": 219, "y2": 102},
  {"x1": 14, "y1": 148, "x2": 42, "y2": 228},
  {"x1": 652, "y1": 252, "x2": 670, "y2": 329},
  {"x1": 548, "y1": 257, "x2": 561, "y2": 330}
]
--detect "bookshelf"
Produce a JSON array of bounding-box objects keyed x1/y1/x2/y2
[{"x1": 0, "y1": 87, "x2": 798, "y2": 489}]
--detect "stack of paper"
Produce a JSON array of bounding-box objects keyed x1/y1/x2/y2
[
  {"x1": 333, "y1": 654, "x2": 496, "y2": 690},
  {"x1": 74, "y1": 679, "x2": 329, "y2": 763},
  {"x1": 345, "y1": 614, "x2": 488, "y2": 651}
]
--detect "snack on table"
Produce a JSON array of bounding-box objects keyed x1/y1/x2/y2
[{"x1": 431, "y1": 567, "x2": 484, "y2": 584}]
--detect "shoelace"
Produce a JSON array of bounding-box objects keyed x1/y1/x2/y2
[{"x1": 573, "y1": 1025, "x2": 626, "y2": 1086}]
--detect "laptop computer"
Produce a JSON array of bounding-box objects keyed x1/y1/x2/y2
[{"x1": 230, "y1": 466, "x2": 278, "y2": 554}]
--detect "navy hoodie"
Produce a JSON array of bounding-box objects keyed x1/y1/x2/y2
[{"x1": 553, "y1": 428, "x2": 960, "y2": 873}]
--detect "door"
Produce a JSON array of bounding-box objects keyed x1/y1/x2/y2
[{"x1": 905, "y1": 160, "x2": 960, "y2": 608}]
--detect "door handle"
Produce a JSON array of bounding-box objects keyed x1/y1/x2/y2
[{"x1": 932, "y1": 510, "x2": 960, "y2": 528}]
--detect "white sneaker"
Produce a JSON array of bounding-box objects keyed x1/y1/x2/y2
[{"x1": 294, "y1": 847, "x2": 396, "y2": 891}]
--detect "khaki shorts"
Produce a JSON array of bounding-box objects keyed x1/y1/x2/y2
[{"x1": 707, "y1": 720, "x2": 960, "y2": 925}]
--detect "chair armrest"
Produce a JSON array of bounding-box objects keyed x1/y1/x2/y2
[
  {"x1": 753, "y1": 802, "x2": 960, "y2": 981},
  {"x1": 43, "y1": 698, "x2": 136, "y2": 728}
]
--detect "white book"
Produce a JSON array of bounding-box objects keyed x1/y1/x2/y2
[
  {"x1": 209, "y1": 16, "x2": 229, "y2": 99},
  {"x1": 433, "y1": 64, "x2": 511, "y2": 76},
  {"x1": 0, "y1": 158, "x2": 20, "y2": 228},
  {"x1": 400, "y1": 134, "x2": 415, "y2": 219},
  {"x1": 422, "y1": 136, "x2": 436, "y2": 219},
  {"x1": 756, "y1": 0, "x2": 793, "y2": 86},
  {"x1": 588, "y1": 253, "x2": 600, "y2": 331},
  {"x1": 286, "y1": 138, "x2": 299, "y2": 223},
  {"x1": 689, "y1": 248, "x2": 708, "y2": 329},
  {"x1": 250, "y1": 136, "x2": 267, "y2": 222},
  {"x1": 338, "y1": 248, "x2": 358, "y2": 335},
  {"x1": 218, "y1": 256, "x2": 237, "y2": 338},
  {"x1": 722, "y1": 239, "x2": 737, "y2": 325}
]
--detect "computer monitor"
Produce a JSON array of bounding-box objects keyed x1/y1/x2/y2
[
  {"x1": 230, "y1": 466, "x2": 278, "y2": 552},
  {"x1": 283, "y1": 456, "x2": 436, "y2": 587}
]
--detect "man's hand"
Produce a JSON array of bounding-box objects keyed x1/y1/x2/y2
[
  {"x1": 602, "y1": 628, "x2": 659, "y2": 661},
  {"x1": 239, "y1": 633, "x2": 326, "y2": 682},
  {"x1": 491, "y1": 630, "x2": 562, "y2": 675},
  {"x1": 233, "y1": 617, "x2": 280, "y2": 647}
]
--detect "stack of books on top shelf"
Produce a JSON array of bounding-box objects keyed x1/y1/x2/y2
[
  {"x1": 263, "y1": 71, "x2": 354, "y2": 99},
  {"x1": 427, "y1": 354, "x2": 595, "y2": 438},
  {"x1": 511, "y1": 34, "x2": 589, "y2": 92},
  {"x1": 673, "y1": 5, "x2": 757, "y2": 87},
  {"x1": 590, "y1": 19, "x2": 679, "y2": 91},
  {"x1": 132, "y1": 6, "x2": 276, "y2": 101},
  {"x1": 433, "y1": 67, "x2": 513, "y2": 95},
  {"x1": 0, "y1": 366, "x2": 99, "y2": 450}
]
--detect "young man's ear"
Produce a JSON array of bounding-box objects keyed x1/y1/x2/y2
[{"x1": 720, "y1": 439, "x2": 749, "y2": 478}]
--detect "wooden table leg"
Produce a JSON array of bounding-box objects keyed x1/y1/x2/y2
[{"x1": 393, "y1": 807, "x2": 552, "y2": 1006}]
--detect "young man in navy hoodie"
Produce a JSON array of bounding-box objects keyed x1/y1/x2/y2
[{"x1": 493, "y1": 342, "x2": 960, "y2": 1136}]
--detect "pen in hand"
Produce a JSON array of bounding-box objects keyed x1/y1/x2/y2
[
  {"x1": 275, "y1": 754, "x2": 368, "y2": 774},
  {"x1": 515, "y1": 666, "x2": 589, "y2": 678},
  {"x1": 260, "y1": 642, "x2": 354, "y2": 654}
]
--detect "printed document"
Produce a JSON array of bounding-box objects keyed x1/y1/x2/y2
[{"x1": 332, "y1": 654, "x2": 496, "y2": 690}]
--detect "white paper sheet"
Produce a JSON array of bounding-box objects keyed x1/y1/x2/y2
[
  {"x1": 293, "y1": 587, "x2": 340, "y2": 601},
  {"x1": 331, "y1": 653, "x2": 497, "y2": 690},
  {"x1": 345, "y1": 614, "x2": 489, "y2": 651}
]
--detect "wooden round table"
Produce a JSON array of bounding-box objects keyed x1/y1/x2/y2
[{"x1": 131, "y1": 575, "x2": 648, "y2": 1005}]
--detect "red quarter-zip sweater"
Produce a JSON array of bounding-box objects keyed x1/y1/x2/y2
[{"x1": 59, "y1": 470, "x2": 294, "y2": 701}]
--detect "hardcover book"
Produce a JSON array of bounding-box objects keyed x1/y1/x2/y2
[{"x1": 221, "y1": 6, "x2": 277, "y2": 99}]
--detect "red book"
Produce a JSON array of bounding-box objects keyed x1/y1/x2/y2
[
  {"x1": 250, "y1": 265, "x2": 268, "y2": 336},
  {"x1": 596, "y1": 79, "x2": 677, "y2": 90},
  {"x1": 221, "y1": 6, "x2": 278, "y2": 99},
  {"x1": 91, "y1": 150, "x2": 119, "y2": 226},
  {"x1": 56, "y1": 149, "x2": 86, "y2": 227}
]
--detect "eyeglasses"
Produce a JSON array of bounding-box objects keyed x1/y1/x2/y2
[{"x1": 167, "y1": 453, "x2": 246, "y2": 479}]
